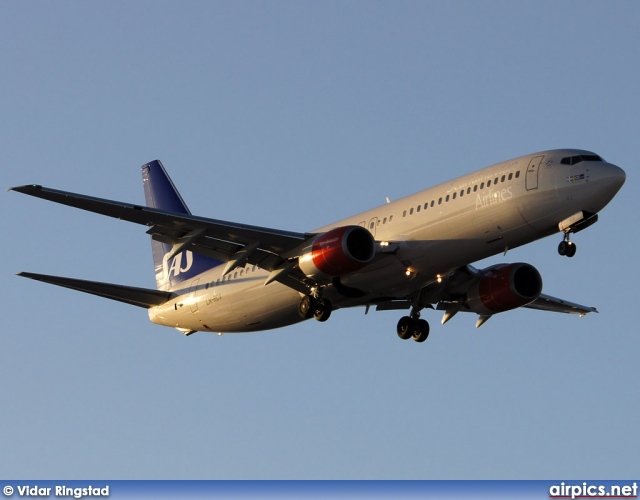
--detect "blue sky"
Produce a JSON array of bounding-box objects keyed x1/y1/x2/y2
[{"x1": 1, "y1": 1, "x2": 638, "y2": 479}]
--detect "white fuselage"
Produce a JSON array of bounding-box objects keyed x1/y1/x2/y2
[{"x1": 148, "y1": 149, "x2": 625, "y2": 333}]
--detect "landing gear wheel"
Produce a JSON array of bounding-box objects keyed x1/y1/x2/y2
[
  {"x1": 397, "y1": 316, "x2": 413, "y2": 340},
  {"x1": 558, "y1": 240, "x2": 568, "y2": 256},
  {"x1": 298, "y1": 296, "x2": 316, "y2": 319},
  {"x1": 412, "y1": 319, "x2": 430, "y2": 343},
  {"x1": 558, "y1": 240, "x2": 577, "y2": 257},
  {"x1": 313, "y1": 298, "x2": 332, "y2": 322}
]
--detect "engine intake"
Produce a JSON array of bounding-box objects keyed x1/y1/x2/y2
[
  {"x1": 466, "y1": 263, "x2": 542, "y2": 315},
  {"x1": 298, "y1": 225, "x2": 376, "y2": 279}
]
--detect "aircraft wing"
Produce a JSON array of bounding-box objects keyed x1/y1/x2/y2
[
  {"x1": 9, "y1": 184, "x2": 310, "y2": 276},
  {"x1": 431, "y1": 265, "x2": 598, "y2": 317},
  {"x1": 17, "y1": 272, "x2": 173, "y2": 308},
  {"x1": 379, "y1": 265, "x2": 598, "y2": 323},
  {"x1": 523, "y1": 293, "x2": 598, "y2": 316}
]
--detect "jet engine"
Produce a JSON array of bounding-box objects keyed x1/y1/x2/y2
[
  {"x1": 465, "y1": 263, "x2": 542, "y2": 315},
  {"x1": 298, "y1": 225, "x2": 376, "y2": 279}
]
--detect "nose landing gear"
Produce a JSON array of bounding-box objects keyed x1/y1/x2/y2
[
  {"x1": 558, "y1": 232, "x2": 577, "y2": 258},
  {"x1": 557, "y1": 211, "x2": 599, "y2": 258}
]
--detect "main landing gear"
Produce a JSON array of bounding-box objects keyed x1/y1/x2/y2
[
  {"x1": 298, "y1": 295, "x2": 332, "y2": 322},
  {"x1": 397, "y1": 312, "x2": 430, "y2": 343},
  {"x1": 299, "y1": 291, "x2": 431, "y2": 343}
]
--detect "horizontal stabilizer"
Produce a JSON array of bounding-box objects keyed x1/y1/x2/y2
[{"x1": 17, "y1": 272, "x2": 173, "y2": 309}]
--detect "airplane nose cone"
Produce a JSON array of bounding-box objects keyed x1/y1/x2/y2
[
  {"x1": 586, "y1": 162, "x2": 626, "y2": 211},
  {"x1": 598, "y1": 163, "x2": 626, "y2": 195},
  {"x1": 608, "y1": 163, "x2": 626, "y2": 190}
]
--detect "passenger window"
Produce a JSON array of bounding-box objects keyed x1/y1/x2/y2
[
  {"x1": 508, "y1": 173, "x2": 513, "y2": 180},
  {"x1": 410, "y1": 208, "x2": 414, "y2": 215},
  {"x1": 383, "y1": 217, "x2": 387, "y2": 224},
  {"x1": 515, "y1": 171, "x2": 520, "y2": 178},
  {"x1": 494, "y1": 177, "x2": 499, "y2": 184},
  {"x1": 487, "y1": 180, "x2": 491, "y2": 187},
  {"x1": 424, "y1": 202, "x2": 428, "y2": 210},
  {"x1": 473, "y1": 185, "x2": 478, "y2": 192},
  {"x1": 370, "y1": 221, "x2": 375, "y2": 229},
  {"x1": 501, "y1": 175, "x2": 506, "y2": 182},
  {"x1": 389, "y1": 215, "x2": 393, "y2": 222},
  {"x1": 403, "y1": 210, "x2": 407, "y2": 217},
  {"x1": 467, "y1": 187, "x2": 471, "y2": 194},
  {"x1": 430, "y1": 200, "x2": 434, "y2": 207},
  {"x1": 417, "y1": 205, "x2": 421, "y2": 212},
  {"x1": 438, "y1": 197, "x2": 442, "y2": 205},
  {"x1": 452, "y1": 192, "x2": 457, "y2": 200},
  {"x1": 445, "y1": 195, "x2": 450, "y2": 202},
  {"x1": 460, "y1": 189, "x2": 464, "y2": 197}
]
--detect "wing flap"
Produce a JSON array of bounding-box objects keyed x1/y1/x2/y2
[
  {"x1": 147, "y1": 226, "x2": 288, "y2": 272},
  {"x1": 17, "y1": 272, "x2": 173, "y2": 308}
]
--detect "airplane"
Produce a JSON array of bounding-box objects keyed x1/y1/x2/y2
[{"x1": 9, "y1": 149, "x2": 625, "y2": 343}]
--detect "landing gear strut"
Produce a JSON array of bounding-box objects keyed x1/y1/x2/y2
[
  {"x1": 397, "y1": 311, "x2": 430, "y2": 343},
  {"x1": 298, "y1": 295, "x2": 332, "y2": 322}
]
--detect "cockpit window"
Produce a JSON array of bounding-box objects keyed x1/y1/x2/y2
[{"x1": 561, "y1": 154, "x2": 603, "y2": 165}]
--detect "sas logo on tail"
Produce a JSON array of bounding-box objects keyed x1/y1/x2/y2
[{"x1": 162, "y1": 251, "x2": 194, "y2": 281}]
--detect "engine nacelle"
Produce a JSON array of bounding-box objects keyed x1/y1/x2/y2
[
  {"x1": 465, "y1": 263, "x2": 542, "y2": 315},
  {"x1": 298, "y1": 225, "x2": 376, "y2": 279}
]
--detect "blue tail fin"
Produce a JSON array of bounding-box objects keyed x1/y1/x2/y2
[{"x1": 142, "y1": 160, "x2": 222, "y2": 290}]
